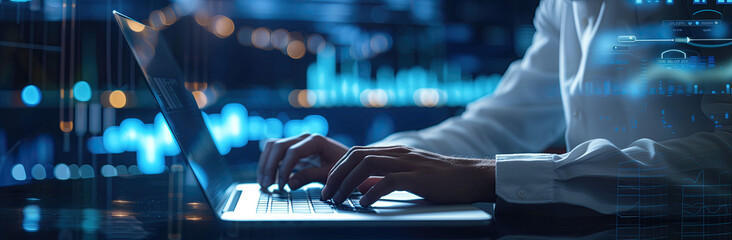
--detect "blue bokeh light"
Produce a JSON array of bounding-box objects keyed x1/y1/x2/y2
[
  {"x1": 284, "y1": 119, "x2": 304, "y2": 138},
  {"x1": 72, "y1": 81, "x2": 92, "y2": 102},
  {"x1": 303, "y1": 115, "x2": 329, "y2": 135},
  {"x1": 53, "y1": 164, "x2": 71, "y2": 180},
  {"x1": 22, "y1": 205, "x2": 40, "y2": 232},
  {"x1": 306, "y1": 49, "x2": 501, "y2": 107},
  {"x1": 102, "y1": 127, "x2": 124, "y2": 154},
  {"x1": 12, "y1": 164, "x2": 27, "y2": 181},
  {"x1": 119, "y1": 118, "x2": 145, "y2": 151},
  {"x1": 222, "y1": 103, "x2": 248, "y2": 147},
  {"x1": 138, "y1": 134, "x2": 164, "y2": 174},
  {"x1": 87, "y1": 136, "x2": 107, "y2": 154},
  {"x1": 35, "y1": 134, "x2": 54, "y2": 164},
  {"x1": 154, "y1": 113, "x2": 180, "y2": 156},
  {"x1": 97, "y1": 103, "x2": 329, "y2": 175},
  {"x1": 100, "y1": 165, "x2": 118, "y2": 177},
  {"x1": 30, "y1": 164, "x2": 46, "y2": 180},
  {"x1": 204, "y1": 112, "x2": 232, "y2": 155},
  {"x1": 21, "y1": 85, "x2": 42, "y2": 107},
  {"x1": 264, "y1": 118, "x2": 284, "y2": 139},
  {"x1": 248, "y1": 116, "x2": 266, "y2": 141}
]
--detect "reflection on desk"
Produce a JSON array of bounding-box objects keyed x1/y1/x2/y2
[{"x1": 0, "y1": 163, "x2": 683, "y2": 239}]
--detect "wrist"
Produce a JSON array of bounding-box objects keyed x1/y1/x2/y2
[
  {"x1": 476, "y1": 159, "x2": 497, "y2": 202},
  {"x1": 457, "y1": 158, "x2": 497, "y2": 203}
]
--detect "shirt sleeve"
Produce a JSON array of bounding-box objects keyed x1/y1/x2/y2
[
  {"x1": 496, "y1": 94, "x2": 732, "y2": 215},
  {"x1": 371, "y1": 0, "x2": 566, "y2": 158}
]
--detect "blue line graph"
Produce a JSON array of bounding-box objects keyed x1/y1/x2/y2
[
  {"x1": 680, "y1": 166, "x2": 731, "y2": 239},
  {"x1": 682, "y1": 203, "x2": 730, "y2": 216},
  {"x1": 683, "y1": 170, "x2": 705, "y2": 184},
  {"x1": 616, "y1": 160, "x2": 669, "y2": 240}
]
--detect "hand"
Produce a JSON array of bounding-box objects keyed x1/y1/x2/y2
[
  {"x1": 257, "y1": 133, "x2": 348, "y2": 191},
  {"x1": 321, "y1": 146, "x2": 496, "y2": 207}
]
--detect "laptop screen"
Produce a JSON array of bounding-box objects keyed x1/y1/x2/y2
[{"x1": 113, "y1": 11, "x2": 235, "y2": 215}]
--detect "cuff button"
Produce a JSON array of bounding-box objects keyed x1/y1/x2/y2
[{"x1": 516, "y1": 190, "x2": 527, "y2": 199}]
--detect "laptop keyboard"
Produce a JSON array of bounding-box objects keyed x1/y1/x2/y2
[{"x1": 256, "y1": 187, "x2": 375, "y2": 214}]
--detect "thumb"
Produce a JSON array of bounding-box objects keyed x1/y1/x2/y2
[
  {"x1": 288, "y1": 167, "x2": 328, "y2": 190},
  {"x1": 357, "y1": 176, "x2": 384, "y2": 194}
]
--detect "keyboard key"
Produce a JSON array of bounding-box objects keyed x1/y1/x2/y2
[
  {"x1": 333, "y1": 204, "x2": 353, "y2": 210},
  {"x1": 293, "y1": 209, "x2": 311, "y2": 214},
  {"x1": 313, "y1": 208, "x2": 334, "y2": 213},
  {"x1": 252, "y1": 187, "x2": 343, "y2": 215},
  {"x1": 355, "y1": 208, "x2": 376, "y2": 213}
]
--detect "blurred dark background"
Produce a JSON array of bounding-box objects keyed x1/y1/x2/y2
[{"x1": 0, "y1": 0, "x2": 541, "y2": 186}]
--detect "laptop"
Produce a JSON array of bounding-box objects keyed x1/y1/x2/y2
[{"x1": 113, "y1": 10, "x2": 492, "y2": 224}]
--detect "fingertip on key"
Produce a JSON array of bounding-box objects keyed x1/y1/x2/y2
[
  {"x1": 360, "y1": 196, "x2": 374, "y2": 207},
  {"x1": 288, "y1": 178, "x2": 301, "y2": 190},
  {"x1": 332, "y1": 189, "x2": 345, "y2": 204},
  {"x1": 264, "y1": 175, "x2": 273, "y2": 188},
  {"x1": 278, "y1": 178, "x2": 286, "y2": 190},
  {"x1": 320, "y1": 186, "x2": 330, "y2": 199}
]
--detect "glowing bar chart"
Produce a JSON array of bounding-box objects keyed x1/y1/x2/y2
[
  {"x1": 305, "y1": 46, "x2": 501, "y2": 107},
  {"x1": 93, "y1": 103, "x2": 328, "y2": 174}
]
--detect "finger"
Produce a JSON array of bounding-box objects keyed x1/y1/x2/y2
[
  {"x1": 287, "y1": 167, "x2": 329, "y2": 190},
  {"x1": 322, "y1": 147, "x2": 408, "y2": 200},
  {"x1": 277, "y1": 134, "x2": 327, "y2": 190},
  {"x1": 264, "y1": 134, "x2": 310, "y2": 188},
  {"x1": 322, "y1": 147, "x2": 408, "y2": 199},
  {"x1": 331, "y1": 156, "x2": 414, "y2": 204},
  {"x1": 321, "y1": 146, "x2": 404, "y2": 198},
  {"x1": 360, "y1": 172, "x2": 416, "y2": 207},
  {"x1": 328, "y1": 146, "x2": 409, "y2": 177},
  {"x1": 357, "y1": 176, "x2": 383, "y2": 194},
  {"x1": 257, "y1": 140, "x2": 275, "y2": 187},
  {"x1": 322, "y1": 146, "x2": 393, "y2": 193},
  {"x1": 261, "y1": 134, "x2": 310, "y2": 189}
]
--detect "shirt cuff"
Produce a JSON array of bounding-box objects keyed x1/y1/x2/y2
[{"x1": 495, "y1": 153, "x2": 555, "y2": 204}]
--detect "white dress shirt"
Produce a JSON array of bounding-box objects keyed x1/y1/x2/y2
[{"x1": 373, "y1": 0, "x2": 732, "y2": 214}]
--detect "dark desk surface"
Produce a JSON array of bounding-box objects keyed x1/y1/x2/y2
[{"x1": 0, "y1": 166, "x2": 630, "y2": 239}]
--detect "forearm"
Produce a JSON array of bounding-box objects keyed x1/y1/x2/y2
[{"x1": 495, "y1": 132, "x2": 732, "y2": 215}]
